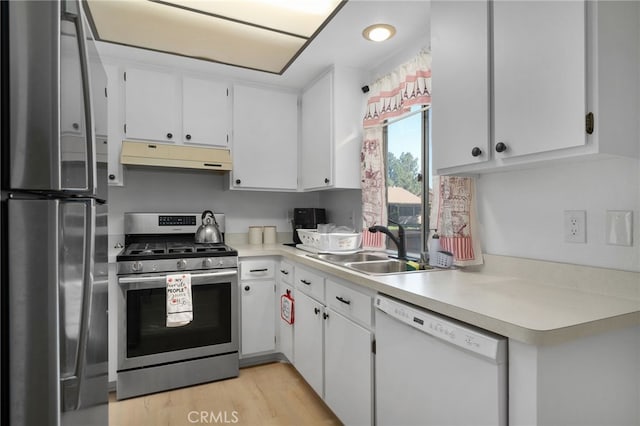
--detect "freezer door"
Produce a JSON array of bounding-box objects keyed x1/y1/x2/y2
[
  {"x1": 8, "y1": 199, "x2": 108, "y2": 426},
  {"x1": 8, "y1": 1, "x2": 96, "y2": 194}
]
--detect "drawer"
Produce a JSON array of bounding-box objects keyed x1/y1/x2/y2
[
  {"x1": 240, "y1": 259, "x2": 275, "y2": 280},
  {"x1": 278, "y1": 261, "x2": 294, "y2": 285},
  {"x1": 326, "y1": 279, "x2": 373, "y2": 328},
  {"x1": 294, "y1": 266, "x2": 325, "y2": 302}
]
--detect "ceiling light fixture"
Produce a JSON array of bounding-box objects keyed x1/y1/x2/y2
[{"x1": 362, "y1": 24, "x2": 396, "y2": 42}]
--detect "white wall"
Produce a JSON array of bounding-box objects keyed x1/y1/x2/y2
[
  {"x1": 318, "y1": 189, "x2": 363, "y2": 231},
  {"x1": 108, "y1": 166, "x2": 320, "y2": 237},
  {"x1": 477, "y1": 157, "x2": 640, "y2": 272}
]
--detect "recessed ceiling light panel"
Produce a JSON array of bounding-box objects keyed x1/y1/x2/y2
[
  {"x1": 85, "y1": 0, "x2": 345, "y2": 74},
  {"x1": 362, "y1": 23, "x2": 396, "y2": 42}
]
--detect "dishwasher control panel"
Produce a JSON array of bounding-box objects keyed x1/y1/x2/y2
[{"x1": 375, "y1": 295, "x2": 507, "y2": 363}]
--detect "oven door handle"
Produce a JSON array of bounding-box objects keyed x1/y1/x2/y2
[{"x1": 119, "y1": 270, "x2": 238, "y2": 285}]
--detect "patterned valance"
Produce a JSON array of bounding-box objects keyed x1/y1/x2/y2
[{"x1": 363, "y1": 51, "x2": 432, "y2": 128}]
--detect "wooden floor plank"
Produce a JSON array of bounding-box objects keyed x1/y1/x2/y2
[{"x1": 109, "y1": 362, "x2": 342, "y2": 426}]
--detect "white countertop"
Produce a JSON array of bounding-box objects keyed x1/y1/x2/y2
[{"x1": 235, "y1": 243, "x2": 640, "y2": 346}]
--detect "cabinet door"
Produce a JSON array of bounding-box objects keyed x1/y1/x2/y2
[
  {"x1": 232, "y1": 85, "x2": 298, "y2": 190},
  {"x1": 240, "y1": 280, "x2": 275, "y2": 356},
  {"x1": 431, "y1": 0, "x2": 490, "y2": 171},
  {"x1": 277, "y1": 283, "x2": 294, "y2": 362},
  {"x1": 493, "y1": 1, "x2": 586, "y2": 159},
  {"x1": 104, "y1": 64, "x2": 123, "y2": 186},
  {"x1": 324, "y1": 310, "x2": 373, "y2": 426},
  {"x1": 293, "y1": 291, "x2": 324, "y2": 396},
  {"x1": 183, "y1": 77, "x2": 229, "y2": 147},
  {"x1": 124, "y1": 68, "x2": 179, "y2": 143},
  {"x1": 301, "y1": 72, "x2": 332, "y2": 190}
]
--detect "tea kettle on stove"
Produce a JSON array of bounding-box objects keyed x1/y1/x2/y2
[{"x1": 195, "y1": 210, "x2": 223, "y2": 243}]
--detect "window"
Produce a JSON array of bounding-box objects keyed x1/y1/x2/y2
[{"x1": 384, "y1": 105, "x2": 431, "y2": 257}]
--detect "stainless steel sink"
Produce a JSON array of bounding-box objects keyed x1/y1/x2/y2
[
  {"x1": 307, "y1": 252, "x2": 438, "y2": 275},
  {"x1": 347, "y1": 259, "x2": 435, "y2": 275},
  {"x1": 314, "y1": 252, "x2": 389, "y2": 263}
]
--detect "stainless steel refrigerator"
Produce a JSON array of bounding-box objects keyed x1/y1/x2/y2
[{"x1": 1, "y1": 1, "x2": 109, "y2": 425}]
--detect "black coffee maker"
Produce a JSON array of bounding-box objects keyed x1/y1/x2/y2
[{"x1": 292, "y1": 208, "x2": 327, "y2": 244}]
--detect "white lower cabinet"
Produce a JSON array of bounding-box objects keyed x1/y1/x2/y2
[
  {"x1": 240, "y1": 259, "x2": 276, "y2": 357},
  {"x1": 240, "y1": 280, "x2": 275, "y2": 356},
  {"x1": 277, "y1": 261, "x2": 295, "y2": 362},
  {"x1": 293, "y1": 265, "x2": 374, "y2": 425},
  {"x1": 324, "y1": 309, "x2": 373, "y2": 426},
  {"x1": 293, "y1": 291, "x2": 325, "y2": 396}
]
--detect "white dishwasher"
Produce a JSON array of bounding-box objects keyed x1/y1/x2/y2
[{"x1": 375, "y1": 294, "x2": 508, "y2": 426}]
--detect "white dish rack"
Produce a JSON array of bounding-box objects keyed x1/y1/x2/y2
[{"x1": 296, "y1": 229, "x2": 362, "y2": 253}]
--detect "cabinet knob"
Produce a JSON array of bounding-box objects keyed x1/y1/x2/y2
[
  {"x1": 495, "y1": 142, "x2": 507, "y2": 153},
  {"x1": 244, "y1": 285, "x2": 250, "y2": 291},
  {"x1": 186, "y1": 134, "x2": 191, "y2": 140},
  {"x1": 324, "y1": 178, "x2": 330, "y2": 184},
  {"x1": 314, "y1": 307, "x2": 320, "y2": 315},
  {"x1": 166, "y1": 132, "x2": 173, "y2": 139},
  {"x1": 323, "y1": 312, "x2": 329, "y2": 320},
  {"x1": 471, "y1": 147, "x2": 482, "y2": 157},
  {"x1": 235, "y1": 179, "x2": 241, "y2": 185},
  {"x1": 72, "y1": 122, "x2": 79, "y2": 130},
  {"x1": 108, "y1": 174, "x2": 116, "y2": 180}
]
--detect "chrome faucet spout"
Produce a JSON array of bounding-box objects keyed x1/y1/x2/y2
[{"x1": 368, "y1": 221, "x2": 407, "y2": 260}]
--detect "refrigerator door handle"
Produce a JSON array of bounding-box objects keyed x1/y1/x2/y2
[
  {"x1": 60, "y1": 201, "x2": 96, "y2": 411},
  {"x1": 75, "y1": 8, "x2": 97, "y2": 195}
]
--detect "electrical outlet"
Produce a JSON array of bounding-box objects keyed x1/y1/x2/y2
[{"x1": 564, "y1": 210, "x2": 586, "y2": 243}]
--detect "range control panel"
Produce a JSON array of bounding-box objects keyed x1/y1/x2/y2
[
  {"x1": 375, "y1": 295, "x2": 507, "y2": 363},
  {"x1": 158, "y1": 215, "x2": 197, "y2": 226}
]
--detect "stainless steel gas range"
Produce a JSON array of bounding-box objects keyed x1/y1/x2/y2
[{"x1": 115, "y1": 213, "x2": 239, "y2": 400}]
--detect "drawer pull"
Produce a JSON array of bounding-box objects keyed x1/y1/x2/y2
[
  {"x1": 280, "y1": 269, "x2": 289, "y2": 275},
  {"x1": 300, "y1": 279, "x2": 311, "y2": 285},
  {"x1": 336, "y1": 296, "x2": 351, "y2": 305},
  {"x1": 249, "y1": 268, "x2": 269, "y2": 273}
]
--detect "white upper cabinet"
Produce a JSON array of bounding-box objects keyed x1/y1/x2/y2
[
  {"x1": 124, "y1": 68, "x2": 229, "y2": 147},
  {"x1": 124, "y1": 68, "x2": 179, "y2": 143},
  {"x1": 301, "y1": 66, "x2": 365, "y2": 191},
  {"x1": 432, "y1": 0, "x2": 639, "y2": 175},
  {"x1": 182, "y1": 77, "x2": 229, "y2": 147},
  {"x1": 493, "y1": 0, "x2": 586, "y2": 159},
  {"x1": 431, "y1": 0, "x2": 490, "y2": 170},
  {"x1": 231, "y1": 84, "x2": 298, "y2": 191}
]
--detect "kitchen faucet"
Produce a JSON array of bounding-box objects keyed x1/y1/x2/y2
[{"x1": 368, "y1": 220, "x2": 407, "y2": 260}]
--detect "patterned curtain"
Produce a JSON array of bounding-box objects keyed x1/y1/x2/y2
[{"x1": 361, "y1": 51, "x2": 431, "y2": 249}]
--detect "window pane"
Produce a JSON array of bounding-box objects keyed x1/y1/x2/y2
[{"x1": 385, "y1": 107, "x2": 428, "y2": 256}]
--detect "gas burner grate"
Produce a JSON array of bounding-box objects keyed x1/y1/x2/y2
[
  {"x1": 168, "y1": 247, "x2": 194, "y2": 254},
  {"x1": 125, "y1": 243, "x2": 166, "y2": 256},
  {"x1": 194, "y1": 244, "x2": 227, "y2": 253}
]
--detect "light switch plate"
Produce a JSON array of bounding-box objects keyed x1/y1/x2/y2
[{"x1": 606, "y1": 210, "x2": 633, "y2": 246}]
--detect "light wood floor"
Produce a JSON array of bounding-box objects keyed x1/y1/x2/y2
[{"x1": 109, "y1": 362, "x2": 342, "y2": 426}]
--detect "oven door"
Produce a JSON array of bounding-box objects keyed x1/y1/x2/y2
[{"x1": 117, "y1": 269, "x2": 238, "y2": 371}]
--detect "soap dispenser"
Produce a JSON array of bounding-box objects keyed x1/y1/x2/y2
[{"x1": 428, "y1": 231, "x2": 441, "y2": 267}]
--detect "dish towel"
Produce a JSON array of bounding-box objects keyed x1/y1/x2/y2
[
  {"x1": 166, "y1": 273, "x2": 193, "y2": 327},
  {"x1": 431, "y1": 176, "x2": 484, "y2": 267}
]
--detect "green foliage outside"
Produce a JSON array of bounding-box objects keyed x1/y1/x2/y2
[{"x1": 387, "y1": 151, "x2": 421, "y2": 196}]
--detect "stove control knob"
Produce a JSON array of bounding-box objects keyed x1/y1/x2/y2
[
  {"x1": 203, "y1": 258, "x2": 213, "y2": 268},
  {"x1": 177, "y1": 259, "x2": 187, "y2": 269},
  {"x1": 132, "y1": 261, "x2": 143, "y2": 272},
  {"x1": 218, "y1": 259, "x2": 225, "y2": 266}
]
